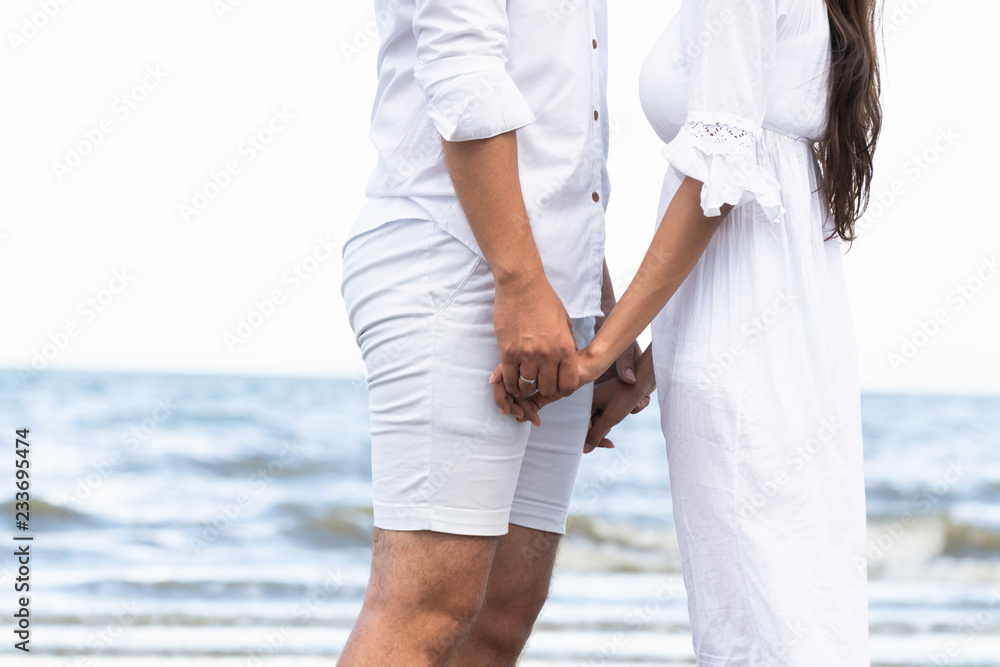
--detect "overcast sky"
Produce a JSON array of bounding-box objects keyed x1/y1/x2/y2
[{"x1": 1, "y1": 0, "x2": 997, "y2": 395}]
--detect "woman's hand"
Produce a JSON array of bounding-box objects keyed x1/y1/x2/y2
[{"x1": 584, "y1": 376, "x2": 654, "y2": 453}]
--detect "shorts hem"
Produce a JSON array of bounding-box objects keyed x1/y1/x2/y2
[
  {"x1": 509, "y1": 501, "x2": 568, "y2": 535},
  {"x1": 373, "y1": 501, "x2": 511, "y2": 537}
]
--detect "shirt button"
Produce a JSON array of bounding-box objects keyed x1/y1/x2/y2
[
  {"x1": 594, "y1": 110, "x2": 599, "y2": 121},
  {"x1": 592, "y1": 192, "x2": 600, "y2": 202},
  {"x1": 592, "y1": 39, "x2": 598, "y2": 49}
]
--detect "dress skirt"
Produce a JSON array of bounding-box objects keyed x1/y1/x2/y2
[{"x1": 650, "y1": 129, "x2": 870, "y2": 665}]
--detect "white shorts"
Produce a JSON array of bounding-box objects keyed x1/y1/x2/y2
[{"x1": 341, "y1": 219, "x2": 595, "y2": 536}]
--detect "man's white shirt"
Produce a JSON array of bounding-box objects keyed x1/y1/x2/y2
[{"x1": 350, "y1": 0, "x2": 610, "y2": 319}]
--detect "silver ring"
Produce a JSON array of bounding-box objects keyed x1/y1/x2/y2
[{"x1": 518, "y1": 374, "x2": 537, "y2": 385}]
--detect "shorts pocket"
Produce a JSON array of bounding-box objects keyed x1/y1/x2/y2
[{"x1": 428, "y1": 224, "x2": 485, "y2": 314}]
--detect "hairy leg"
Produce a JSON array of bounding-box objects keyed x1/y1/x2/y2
[
  {"x1": 337, "y1": 528, "x2": 499, "y2": 667},
  {"x1": 449, "y1": 524, "x2": 562, "y2": 666}
]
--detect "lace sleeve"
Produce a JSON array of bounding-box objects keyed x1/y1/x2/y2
[
  {"x1": 663, "y1": 0, "x2": 784, "y2": 223},
  {"x1": 685, "y1": 118, "x2": 756, "y2": 160}
]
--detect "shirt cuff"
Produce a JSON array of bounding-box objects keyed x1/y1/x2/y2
[{"x1": 414, "y1": 56, "x2": 536, "y2": 142}]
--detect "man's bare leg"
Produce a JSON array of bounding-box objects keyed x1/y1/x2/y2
[
  {"x1": 337, "y1": 528, "x2": 499, "y2": 667},
  {"x1": 450, "y1": 524, "x2": 562, "y2": 666}
]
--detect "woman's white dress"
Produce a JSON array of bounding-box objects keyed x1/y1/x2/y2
[{"x1": 639, "y1": 0, "x2": 869, "y2": 664}]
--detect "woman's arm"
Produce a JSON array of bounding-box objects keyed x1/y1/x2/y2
[
  {"x1": 579, "y1": 176, "x2": 729, "y2": 383},
  {"x1": 594, "y1": 257, "x2": 642, "y2": 385},
  {"x1": 492, "y1": 175, "x2": 728, "y2": 423}
]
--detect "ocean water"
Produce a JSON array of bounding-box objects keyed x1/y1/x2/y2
[{"x1": 1, "y1": 368, "x2": 999, "y2": 666}]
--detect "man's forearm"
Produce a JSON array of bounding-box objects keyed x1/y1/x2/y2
[
  {"x1": 441, "y1": 132, "x2": 545, "y2": 287},
  {"x1": 443, "y1": 130, "x2": 579, "y2": 399}
]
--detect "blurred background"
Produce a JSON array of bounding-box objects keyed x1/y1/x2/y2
[{"x1": 1, "y1": 0, "x2": 998, "y2": 665}]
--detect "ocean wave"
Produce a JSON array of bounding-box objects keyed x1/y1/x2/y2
[
  {"x1": 280, "y1": 503, "x2": 373, "y2": 547},
  {"x1": 943, "y1": 520, "x2": 1000, "y2": 558},
  {"x1": 556, "y1": 514, "x2": 1000, "y2": 576},
  {"x1": 560, "y1": 515, "x2": 682, "y2": 573},
  {"x1": 0, "y1": 498, "x2": 99, "y2": 528},
  {"x1": 865, "y1": 514, "x2": 1000, "y2": 563},
  {"x1": 188, "y1": 452, "x2": 345, "y2": 477},
  {"x1": 65, "y1": 578, "x2": 364, "y2": 600}
]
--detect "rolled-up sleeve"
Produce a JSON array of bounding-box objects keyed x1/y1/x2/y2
[{"x1": 412, "y1": 0, "x2": 536, "y2": 142}]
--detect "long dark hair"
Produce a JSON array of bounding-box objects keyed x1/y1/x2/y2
[{"x1": 816, "y1": 0, "x2": 883, "y2": 243}]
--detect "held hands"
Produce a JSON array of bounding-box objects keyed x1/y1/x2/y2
[
  {"x1": 489, "y1": 347, "x2": 604, "y2": 425},
  {"x1": 491, "y1": 272, "x2": 579, "y2": 417},
  {"x1": 490, "y1": 337, "x2": 653, "y2": 451},
  {"x1": 488, "y1": 257, "x2": 655, "y2": 450}
]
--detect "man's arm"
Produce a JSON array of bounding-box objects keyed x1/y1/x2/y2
[
  {"x1": 442, "y1": 133, "x2": 578, "y2": 400},
  {"x1": 411, "y1": 0, "x2": 577, "y2": 400}
]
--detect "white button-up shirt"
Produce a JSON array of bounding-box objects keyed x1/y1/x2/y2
[{"x1": 349, "y1": 0, "x2": 610, "y2": 319}]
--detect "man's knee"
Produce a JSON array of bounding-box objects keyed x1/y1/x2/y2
[
  {"x1": 492, "y1": 575, "x2": 551, "y2": 629},
  {"x1": 480, "y1": 527, "x2": 561, "y2": 635},
  {"x1": 366, "y1": 528, "x2": 497, "y2": 625},
  {"x1": 464, "y1": 584, "x2": 549, "y2": 660}
]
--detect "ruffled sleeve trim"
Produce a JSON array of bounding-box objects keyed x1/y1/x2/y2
[{"x1": 662, "y1": 120, "x2": 785, "y2": 224}]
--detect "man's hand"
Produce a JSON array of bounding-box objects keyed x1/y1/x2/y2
[
  {"x1": 489, "y1": 341, "x2": 649, "y2": 427},
  {"x1": 440, "y1": 132, "x2": 580, "y2": 405},
  {"x1": 493, "y1": 273, "x2": 579, "y2": 401}
]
